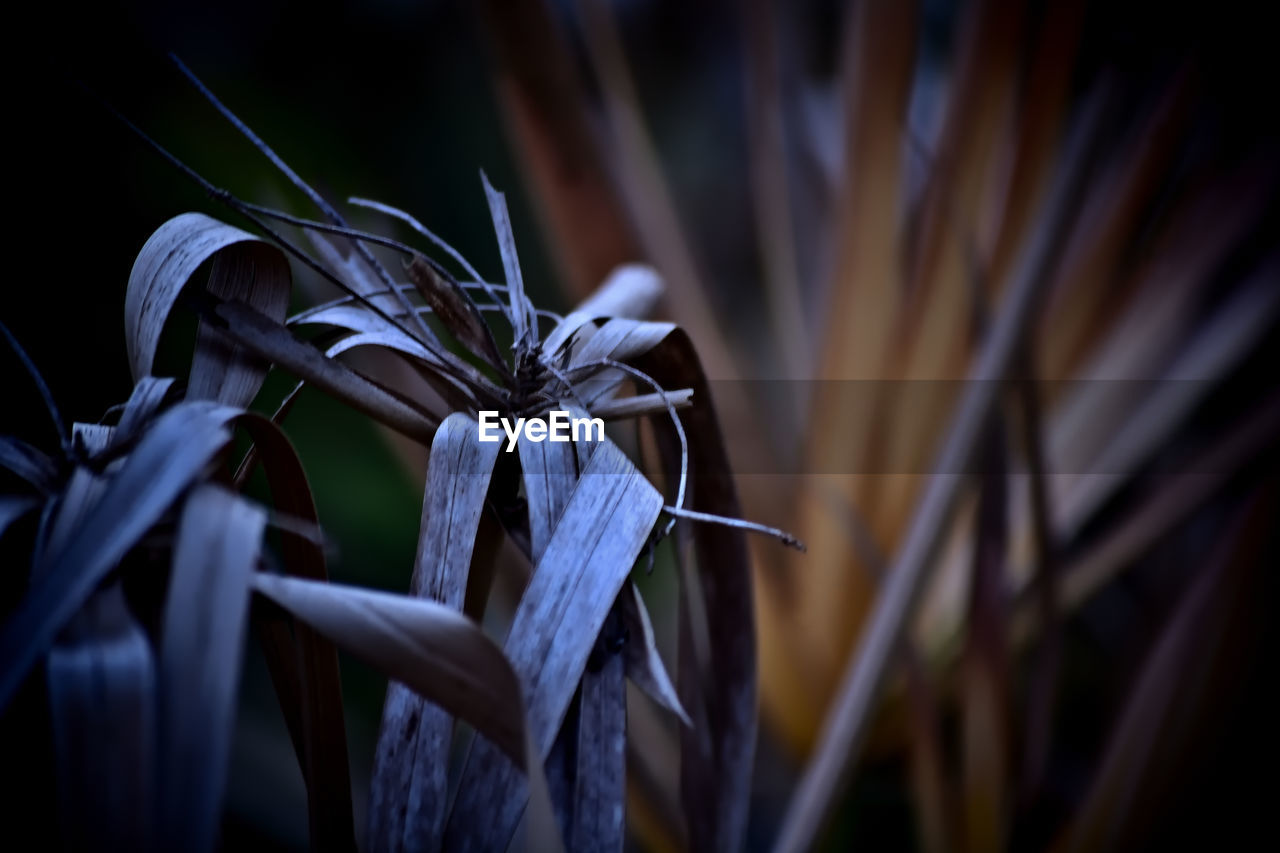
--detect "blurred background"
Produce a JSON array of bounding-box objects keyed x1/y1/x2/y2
[{"x1": 4, "y1": 0, "x2": 1279, "y2": 849}]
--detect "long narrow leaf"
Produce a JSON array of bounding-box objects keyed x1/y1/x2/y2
[
  {"x1": 445, "y1": 438, "x2": 662, "y2": 850},
  {"x1": 0, "y1": 402, "x2": 237, "y2": 711},
  {"x1": 158, "y1": 483, "x2": 265, "y2": 852},
  {"x1": 368, "y1": 413, "x2": 501, "y2": 852}
]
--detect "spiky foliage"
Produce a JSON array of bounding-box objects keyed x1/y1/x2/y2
[{"x1": 0, "y1": 58, "x2": 793, "y2": 851}]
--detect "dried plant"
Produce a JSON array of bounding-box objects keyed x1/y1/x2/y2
[
  {"x1": 0, "y1": 55, "x2": 800, "y2": 852},
  {"x1": 4, "y1": 1, "x2": 1279, "y2": 851}
]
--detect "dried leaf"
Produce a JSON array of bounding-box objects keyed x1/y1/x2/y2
[
  {"x1": 47, "y1": 583, "x2": 155, "y2": 851},
  {"x1": 621, "y1": 581, "x2": 690, "y2": 727},
  {"x1": 43, "y1": 423, "x2": 152, "y2": 853},
  {"x1": 0, "y1": 401, "x2": 238, "y2": 711},
  {"x1": 545, "y1": 302, "x2": 762, "y2": 849},
  {"x1": 236, "y1": 413, "x2": 355, "y2": 852},
  {"x1": 405, "y1": 254, "x2": 508, "y2": 371},
  {"x1": 207, "y1": 298, "x2": 438, "y2": 444},
  {"x1": 368, "y1": 413, "x2": 501, "y2": 852},
  {"x1": 158, "y1": 483, "x2": 265, "y2": 852},
  {"x1": 481, "y1": 172, "x2": 538, "y2": 351},
  {"x1": 445, "y1": 438, "x2": 662, "y2": 850},
  {"x1": 634, "y1": 330, "x2": 757, "y2": 851},
  {"x1": 569, "y1": 607, "x2": 628, "y2": 852},
  {"x1": 126, "y1": 212, "x2": 290, "y2": 407},
  {"x1": 249, "y1": 573, "x2": 563, "y2": 851}
]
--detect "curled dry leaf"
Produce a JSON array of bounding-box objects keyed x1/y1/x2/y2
[
  {"x1": 45, "y1": 418, "x2": 155, "y2": 851},
  {"x1": 634, "y1": 329, "x2": 758, "y2": 852},
  {"x1": 545, "y1": 277, "x2": 766, "y2": 849},
  {"x1": 126, "y1": 212, "x2": 290, "y2": 407}
]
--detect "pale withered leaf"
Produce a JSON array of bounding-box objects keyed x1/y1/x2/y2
[
  {"x1": 445, "y1": 438, "x2": 662, "y2": 851},
  {"x1": 127, "y1": 212, "x2": 290, "y2": 408},
  {"x1": 368, "y1": 413, "x2": 502, "y2": 852}
]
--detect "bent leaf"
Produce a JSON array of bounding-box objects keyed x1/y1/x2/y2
[
  {"x1": 249, "y1": 573, "x2": 563, "y2": 851},
  {"x1": 126, "y1": 212, "x2": 290, "y2": 407}
]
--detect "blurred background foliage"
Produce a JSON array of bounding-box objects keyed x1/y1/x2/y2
[{"x1": 5, "y1": 0, "x2": 1279, "y2": 849}]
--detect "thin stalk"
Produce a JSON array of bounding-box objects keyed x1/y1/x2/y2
[
  {"x1": 168, "y1": 55, "x2": 436, "y2": 345},
  {"x1": 0, "y1": 321, "x2": 68, "y2": 454}
]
